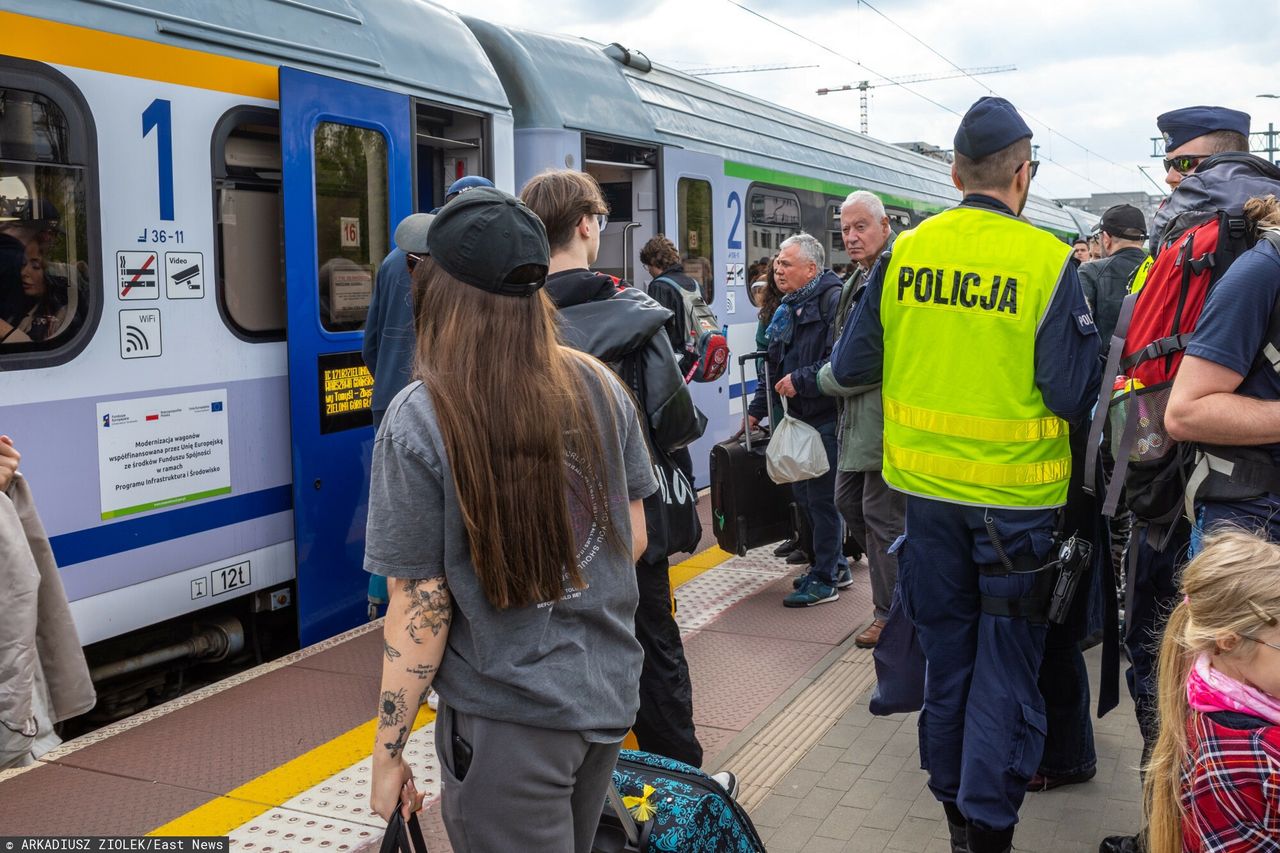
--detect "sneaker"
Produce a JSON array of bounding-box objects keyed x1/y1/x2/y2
[
  {"x1": 795, "y1": 565, "x2": 852, "y2": 589},
  {"x1": 710, "y1": 770, "x2": 739, "y2": 800},
  {"x1": 835, "y1": 564, "x2": 854, "y2": 589},
  {"x1": 785, "y1": 548, "x2": 810, "y2": 565},
  {"x1": 784, "y1": 577, "x2": 838, "y2": 608},
  {"x1": 773, "y1": 538, "x2": 798, "y2": 557}
]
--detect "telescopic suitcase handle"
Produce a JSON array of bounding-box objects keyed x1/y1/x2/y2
[{"x1": 737, "y1": 351, "x2": 771, "y2": 452}]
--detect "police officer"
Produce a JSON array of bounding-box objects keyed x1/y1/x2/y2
[{"x1": 831, "y1": 97, "x2": 1100, "y2": 853}]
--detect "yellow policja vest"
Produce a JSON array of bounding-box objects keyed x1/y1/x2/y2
[{"x1": 880, "y1": 206, "x2": 1073, "y2": 509}]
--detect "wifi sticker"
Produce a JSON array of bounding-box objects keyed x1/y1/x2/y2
[{"x1": 119, "y1": 308, "x2": 161, "y2": 359}]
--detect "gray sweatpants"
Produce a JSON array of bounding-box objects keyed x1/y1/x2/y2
[
  {"x1": 435, "y1": 702, "x2": 622, "y2": 853},
  {"x1": 835, "y1": 469, "x2": 905, "y2": 621}
]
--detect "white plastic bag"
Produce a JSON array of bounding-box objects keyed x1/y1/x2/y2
[{"x1": 765, "y1": 398, "x2": 829, "y2": 484}]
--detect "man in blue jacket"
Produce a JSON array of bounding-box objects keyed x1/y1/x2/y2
[{"x1": 747, "y1": 233, "x2": 848, "y2": 607}]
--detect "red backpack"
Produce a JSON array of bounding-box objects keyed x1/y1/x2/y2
[{"x1": 1085, "y1": 156, "x2": 1280, "y2": 529}]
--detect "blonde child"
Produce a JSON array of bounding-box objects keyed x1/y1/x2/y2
[{"x1": 1144, "y1": 529, "x2": 1280, "y2": 852}]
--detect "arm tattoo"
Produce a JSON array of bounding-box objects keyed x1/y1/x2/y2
[
  {"x1": 383, "y1": 640, "x2": 402, "y2": 662},
  {"x1": 404, "y1": 579, "x2": 452, "y2": 644},
  {"x1": 382, "y1": 724, "x2": 409, "y2": 758},
  {"x1": 379, "y1": 688, "x2": 408, "y2": 730},
  {"x1": 417, "y1": 684, "x2": 432, "y2": 710},
  {"x1": 406, "y1": 663, "x2": 437, "y2": 678}
]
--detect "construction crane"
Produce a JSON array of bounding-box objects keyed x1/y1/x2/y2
[
  {"x1": 686, "y1": 63, "x2": 819, "y2": 77},
  {"x1": 817, "y1": 65, "x2": 1016, "y2": 134}
]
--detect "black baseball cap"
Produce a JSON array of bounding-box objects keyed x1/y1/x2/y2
[
  {"x1": 1093, "y1": 204, "x2": 1147, "y2": 240},
  {"x1": 426, "y1": 186, "x2": 549, "y2": 297}
]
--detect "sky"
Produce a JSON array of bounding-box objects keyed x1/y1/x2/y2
[{"x1": 435, "y1": 0, "x2": 1280, "y2": 202}]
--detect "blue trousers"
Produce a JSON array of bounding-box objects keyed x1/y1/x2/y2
[
  {"x1": 790, "y1": 419, "x2": 847, "y2": 585},
  {"x1": 898, "y1": 497, "x2": 1055, "y2": 832}
]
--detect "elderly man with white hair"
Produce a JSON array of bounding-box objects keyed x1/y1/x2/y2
[
  {"x1": 746, "y1": 232, "x2": 849, "y2": 607},
  {"x1": 816, "y1": 191, "x2": 904, "y2": 647}
]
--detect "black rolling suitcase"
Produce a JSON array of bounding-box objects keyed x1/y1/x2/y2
[{"x1": 709, "y1": 352, "x2": 793, "y2": 556}]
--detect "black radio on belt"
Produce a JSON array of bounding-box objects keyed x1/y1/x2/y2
[{"x1": 1046, "y1": 535, "x2": 1092, "y2": 625}]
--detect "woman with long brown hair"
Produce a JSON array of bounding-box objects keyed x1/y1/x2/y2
[
  {"x1": 367, "y1": 187, "x2": 656, "y2": 852},
  {"x1": 1142, "y1": 529, "x2": 1280, "y2": 852}
]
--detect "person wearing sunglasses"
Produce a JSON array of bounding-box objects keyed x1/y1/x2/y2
[
  {"x1": 830, "y1": 96, "x2": 1100, "y2": 853},
  {"x1": 1155, "y1": 106, "x2": 1251, "y2": 191}
]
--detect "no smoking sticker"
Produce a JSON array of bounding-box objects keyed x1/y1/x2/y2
[{"x1": 117, "y1": 251, "x2": 159, "y2": 300}]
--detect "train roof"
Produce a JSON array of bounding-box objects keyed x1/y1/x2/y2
[
  {"x1": 461, "y1": 18, "x2": 1086, "y2": 237},
  {"x1": 8, "y1": 0, "x2": 510, "y2": 114}
]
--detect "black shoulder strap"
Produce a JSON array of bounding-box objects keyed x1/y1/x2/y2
[{"x1": 1083, "y1": 292, "x2": 1140, "y2": 499}]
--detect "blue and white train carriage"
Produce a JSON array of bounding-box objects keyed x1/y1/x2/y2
[{"x1": 0, "y1": 1, "x2": 1093, "y2": 714}]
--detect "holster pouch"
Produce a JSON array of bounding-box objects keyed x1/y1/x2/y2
[{"x1": 978, "y1": 554, "x2": 1055, "y2": 624}]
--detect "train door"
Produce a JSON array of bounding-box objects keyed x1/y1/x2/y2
[
  {"x1": 279, "y1": 67, "x2": 412, "y2": 645},
  {"x1": 583, "y1": 135, "x2": 657, "y2": 285},
  {"x1": 662, "y1": 148, "x2": 731, "y2": 486}
]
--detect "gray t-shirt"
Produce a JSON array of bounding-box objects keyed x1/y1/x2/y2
[{"x1": 365, "y1": 362, "x2": 658, "y2": 738}]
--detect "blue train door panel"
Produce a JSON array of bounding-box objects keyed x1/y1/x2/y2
[{"x1": 279, "y1": 67, "x2": 412, "y2": 645}]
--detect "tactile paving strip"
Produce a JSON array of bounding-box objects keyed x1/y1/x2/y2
[
  {"x1": 721, "y1": 644, "x2": 877, "y2": 811},
  {"x1": 227, "y1": 724, "x2": 440, "y2": 851}
]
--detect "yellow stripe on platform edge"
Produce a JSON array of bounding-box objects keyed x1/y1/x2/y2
[
  {"x1": 148, "y1": 706, "x2": 434, "y2": 837},
  {"x1": 148, "y1": 545, "x2": 734, "y2": 835}
]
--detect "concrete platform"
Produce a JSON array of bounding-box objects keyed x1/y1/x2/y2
[{"x1": 735, "y1": 645, "x2": 1144, "y2": 853}]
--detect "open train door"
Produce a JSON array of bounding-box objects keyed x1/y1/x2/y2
[
  {"x1": 279, "y1": 67, "x2": 413, "y2": 645},
  {"x1": 662, "y1": 148, "x2": 734, "y2": 488}
]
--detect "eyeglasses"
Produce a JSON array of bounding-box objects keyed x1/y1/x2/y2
[
  {"x1": 596, "y1": 213, "x2": 609, "y2": 232},
  {"x1": 406, "y1": 252, "x2": 427, "y2": 272},
  {"x1": 1242, "y1": 634, "x2": 1280, "y2": 653},
  {"x1": 1018, "y1": 160, "x2": 1040, "y2": 180},
  {"x1": 1163, "y1": 154, "x2": 1211, "y2": 175}
]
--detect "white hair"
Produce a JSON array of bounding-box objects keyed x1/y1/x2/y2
[
  {"x1": 841, "y1": 190, "x2": 886, "y2": 220},
  {"x1": 779, "y1": 232, "x2": 825, "y2": 269}
]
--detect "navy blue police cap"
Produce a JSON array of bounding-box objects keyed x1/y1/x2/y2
[
  {"x1": 446, "y1": 175, "x2": 495, "y2": 200},
  {"x1": 1156, "y1": 106, "x2": 1250, "y2": 152},
  {"x1": 953, "y1": 97, "x2": 1033, "y2": 160}
]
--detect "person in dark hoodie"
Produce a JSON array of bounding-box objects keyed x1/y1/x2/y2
[
  {"x1": 520, "y1": 169, "x2": 724, "y2": 782},
  {"x1": 746, "y1": 232, "x2": 849, "y2": 607}
]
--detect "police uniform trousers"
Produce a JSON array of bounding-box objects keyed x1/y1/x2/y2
[
  {"x1": 1123, "y1": 519, "x2": 1189, "y2": 756},
  {"x1": 897, "y1": 496, "x2": 1055, "y2": 832}
]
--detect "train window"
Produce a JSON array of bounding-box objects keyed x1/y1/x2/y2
[
  {"x1": 886, "y1": 207, "x2": 913, "y2": 233},
  {"x1": 0, "y1": 73, "x2": 97, "y2": 365},
  {"x1": 313, "y1": 122, "x2": 388, "y2": 333},
  {"x1": 213, "y1": 108, "x2": 284, "y2": 339},
  {"x1": 747, "y1": 186, "x2": 801, "y2": 270},
  {"x1": 678, "y1": 178, "x2": 713, "y2": 303}
]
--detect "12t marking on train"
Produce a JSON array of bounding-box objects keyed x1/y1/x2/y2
[{"x1": 191, "y1": 561, "x2": 252, "y2": 600}]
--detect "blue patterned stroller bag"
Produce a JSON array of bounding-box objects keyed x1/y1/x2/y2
[{"x1": 592, "y1": 749, "x2": 766, "y2": 853}]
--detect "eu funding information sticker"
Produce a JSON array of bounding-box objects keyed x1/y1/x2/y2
[{"x1": 96, "y1": 390, "x2": 231, "y2": 520}]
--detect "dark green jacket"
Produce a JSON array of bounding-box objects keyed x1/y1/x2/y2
[{"x1": 817, "y1": 234, "x2": 894, "y2": 471}]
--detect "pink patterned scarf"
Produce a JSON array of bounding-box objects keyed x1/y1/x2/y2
[{"x1": 1186, "y1": 653, "x2": 1280, "y2": 725}]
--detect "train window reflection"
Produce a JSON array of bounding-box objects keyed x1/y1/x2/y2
[
  {"x1": 678, "y1": 178, "x2": 714, "y2": 303},
  {"x1": 214, "y1": 109, "x2": 284, "y2": 339},
  {"x1": 0, "y1": 86, "x2": 91, "y2": 353},
  {"x1": 314, "y1": 122, "x2": 387, "y2": 333}
]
